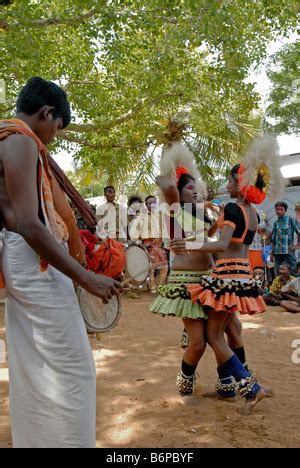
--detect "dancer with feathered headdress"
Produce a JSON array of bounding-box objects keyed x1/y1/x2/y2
[
  {"x1": 150, "y1": 142, "x2": 252, "y2": 404},
  {"x1": 159, "y1": 142, "x2": 207, "y2": 201},
  {"x1": 170, "y1": 134, "x2": 285, "y2": 414},
  {"x1": 150, "y1": 143, "x2": 211, "y2": 403}
]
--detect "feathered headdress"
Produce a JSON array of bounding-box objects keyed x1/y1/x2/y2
[
  {"x1": 159, "y1": 143, "x2": 207, "y2": 200},
  {"x1": 237, "y1": 134, "x2": 287, "y2": 205}
]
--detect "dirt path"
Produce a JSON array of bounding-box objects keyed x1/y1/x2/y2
[{"x1": 1, "y1": 294, "x2": 300, "y2": 448}]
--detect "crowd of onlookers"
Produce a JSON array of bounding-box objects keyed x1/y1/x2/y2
[
  {"x1": 249, "y1": 200, "x2": 300, "y2": 312},
  {"x1": 75, "y1": 186, "x2": 169, "y2": 293},
  {"x1": 74, "y1": 186, "x2": 300, "y2": 312},
  {"x1": 249, "y1": 201, "x2": 300, "y2": 277}
]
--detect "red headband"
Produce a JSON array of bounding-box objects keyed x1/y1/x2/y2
[
  {"x1": 237, "y1": 165, "x2": 266, "y2": 205},
  {"x1": 176, "y1": 166, "x2": 189, "y2": 185}
]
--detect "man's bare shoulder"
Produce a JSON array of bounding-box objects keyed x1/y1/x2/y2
[{"x1": 0, "y1": 134, "x2": 38, "y2": 162}]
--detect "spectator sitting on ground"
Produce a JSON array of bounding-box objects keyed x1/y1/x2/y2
[
  {"x1": 263, "y1": 263, "x2": 300, "y2": 313},
  {"x1": 253, "y1": 266, "x2": 269, "y2": 294}
]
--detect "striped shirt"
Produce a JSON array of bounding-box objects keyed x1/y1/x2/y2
[{"x1": 271, "y1": 215, "x2": 300, "y2": 255}]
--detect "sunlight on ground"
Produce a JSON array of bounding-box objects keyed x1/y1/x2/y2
[
  {"x1": 110, "y1": 427, "x2": 136, "y2": 444},
  {"x1": 93, "y1": 349, "x2": 120, "y2": 361},
  {"x1": 0, "y1": 369, "x2": 9, "y2": 382},
  {"x1": 114, "y1": 407, "x2": 136, "y2": 425},
  {"x1": 242, "y1": 322, "x2": 262, "y2": 329},
  {"x1": 276, "y1": 326, "x2": 300, "y2": 332},
  {"x1": 1, "y1": 297, "x2": 300, "y2": 448},
  {"x1": 94, "y1": 348, "x2": 126, "y2": 375}
]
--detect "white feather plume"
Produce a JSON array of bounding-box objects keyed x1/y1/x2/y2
[
  {"x1": 160, "y1": 143, "x2": 207, "y2": 199},
  {"x1": 240, "y1": 134, "x2": 287, "y2": 201}
]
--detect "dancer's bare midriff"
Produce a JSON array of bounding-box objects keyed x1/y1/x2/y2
[
  {"x1": 217, "y1": 242, "x2": 250, "y2": 261},
  {"x1": 172, "y1": 251, "x2": 213, "y2": 272}
]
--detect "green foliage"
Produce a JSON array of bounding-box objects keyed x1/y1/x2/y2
[
  {"x1": 266, "y1": 41, "x2": 300, "y2": 135},
  {"x1": 65, "y1": 169, "x2": 106, "y2": 199},
  {"x1": 0, "y1": 0, "x2": 298, "y2": 190}
]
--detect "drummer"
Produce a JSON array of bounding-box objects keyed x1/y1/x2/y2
[
  {"x1": 96, "y1": 186, "x2": 127, "y2": 243},
  {"x1": 0, "y1": 77, "x2": 121, "y2": 448},
  {"x1": 129, "y1": 195, "x2": 168, "y2": 293},
  {"x1": 127, "y1": 195, "x2": 143, "y2": 237}
]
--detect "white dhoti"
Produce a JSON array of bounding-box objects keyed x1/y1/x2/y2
[{"x1": 2, "y1": 229, "x2": 96, "y2": 448}]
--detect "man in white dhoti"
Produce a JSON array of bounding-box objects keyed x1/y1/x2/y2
[{"x1": 0, "y1": 77, "x2": 121, "y2": 448}]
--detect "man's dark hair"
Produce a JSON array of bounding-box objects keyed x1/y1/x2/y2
[
  {"x1": 104, "y1": 186, "x2": 115, "y2": 193},
  {"x1": 145, "y1": 195, "x2": 156, "y2": 203},
  {"x1": 16, "y1": 77, "x2": 71, "y2": 128},
  {"x1": 128, "y1": 195, "x2": 143, "y2": 206},
  {"x1": 275, "y1": 201, "x2": 288, "y2": 211},
  {"x1": 279, "y1": 262, "x2": 291, "y2": 271}
]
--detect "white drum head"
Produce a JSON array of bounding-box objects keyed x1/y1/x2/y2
[
  {"x1": 76, "y1": 287, "x2": 121, "y2": 333},
  {"x1": 125, "y1": 244, "x2": 150, "y2": 285}
]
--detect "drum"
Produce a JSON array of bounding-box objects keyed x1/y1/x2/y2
[
  {"x1": 124, "y1": 241, "x2": 150, "y2": 287},
  {"x1": 76, "y1": 286, "x2": 122, "y2": 333}
]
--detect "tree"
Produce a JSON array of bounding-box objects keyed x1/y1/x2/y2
[
  {"x1": 266, "y1": 41, "x2": 300, "y2": 135},
  {"x1": 0, "y1": 0, "x2": 298, "y2": 188},
  {"x1": 185, "y1": 111, "x2": 263, "y2": 189},
  {"x1": 65, "y1": 169, "x2": 106, "y2": 200}
]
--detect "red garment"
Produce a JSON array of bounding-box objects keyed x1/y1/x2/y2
[
  {"x1": 79, "y1": 230, "x2": 98, "y2": 268},
  {"x1": 143, "y1": 239, "x2": 168, "y2": 268},
  {"x1": 249, "y1": 250, "x2": 264, "y2": 271},
  {"x1": 80, "y1": 231, "x2": 126, "y2": 279}
]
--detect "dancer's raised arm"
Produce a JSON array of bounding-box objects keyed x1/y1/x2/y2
[{"x1": 156, "y1": 175, "x2": 180, "y2": 206}]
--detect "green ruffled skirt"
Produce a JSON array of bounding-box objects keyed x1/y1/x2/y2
[{"x1": 149, "y1": 271, "x2": 210, "y2": 320}]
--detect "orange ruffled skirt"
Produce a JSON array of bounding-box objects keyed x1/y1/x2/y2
[{"x1": 187, "y1": 258, "x2": 267, "y2": 315}]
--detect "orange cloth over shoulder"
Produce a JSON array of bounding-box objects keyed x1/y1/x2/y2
[{"x1": 0, "y1": 119, "x2": 86, "y2": 288}]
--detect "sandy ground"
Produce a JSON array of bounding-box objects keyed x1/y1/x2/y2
[{"x1": 0, "y1": 294, "x2": 300, "y2": 448}]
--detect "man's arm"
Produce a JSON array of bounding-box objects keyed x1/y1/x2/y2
[
  {"x1": 281, "y1": 292, "x2": 299, "y2": 301},
  {"x1": 96, "y1": 204, "x2": 105, "y2": 223},
  {"x1": 3, "y1": 135, "x2": 120, "y2": 301}
]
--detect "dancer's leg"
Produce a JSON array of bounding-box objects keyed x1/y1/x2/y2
[
  {"x1": 176, "y1": 319, "x2": 206, "y2": 401},
  {"x1": 207, "y1": 311, "x2": 266, "y2": 415},
  {"x1": 280, "y1": 300, "x2": 300, "y2": 313},
  {"x1": 226, "y1": 314, "x2": 249, "y2": 370}
]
